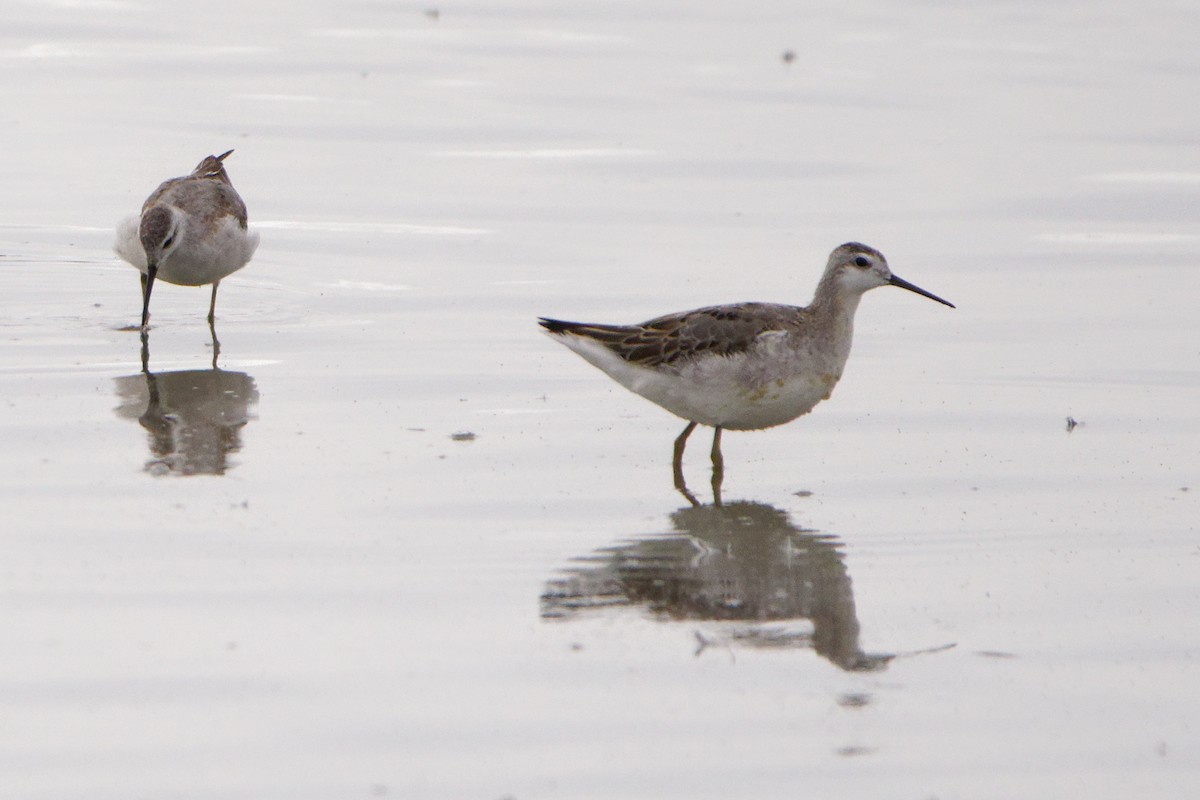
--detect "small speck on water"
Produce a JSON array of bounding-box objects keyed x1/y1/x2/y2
[
  {"x1": 793, "y1": 489, "x2": 813, "y2": 498},
  {"x1": 450, "y1": 431, "x2": 476, "y2": 442},
  {"x1": 781, "y1": 49, "x2": 796, "y2": 64},
  {"x1": 836, "y1": 745, "x2": 874, "y2": 757},
  {"x1": 838, "y1": 693, "x2": 871, "y2": 708},
  {"x1": 1065, "y1": 416, "x2": 1081, "y2": 432}
]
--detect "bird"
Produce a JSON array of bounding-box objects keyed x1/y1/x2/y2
[
  {"x1": 114, "y1": 149, "x2": 260, "y2": 331},
  {"x1": 539, "y1": 242, "x2": 955, "y2": 498}
]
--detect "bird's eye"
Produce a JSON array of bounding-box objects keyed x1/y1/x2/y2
[
  {"x1": 163, "y1": 236, "x2": 175, "y2": 248},
  {"x1": 853, "y1": 256, "x2": 871, "y2": 267}
]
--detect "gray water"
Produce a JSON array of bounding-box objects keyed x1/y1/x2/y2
[{"x1": 2, "y1": 1, "x2": 1198, "y2": 798}]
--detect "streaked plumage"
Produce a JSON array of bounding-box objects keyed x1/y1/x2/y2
[{"x1": 114, "y1": 150, "x2": 259, "y2": 330}]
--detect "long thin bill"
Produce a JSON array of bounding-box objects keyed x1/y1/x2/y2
[
  {"x1": 889, "y1": 274, "x2": 955, "y2": 308},
  {"x1": 141, "y1": 264, "x2": 157, "y2": 329}
]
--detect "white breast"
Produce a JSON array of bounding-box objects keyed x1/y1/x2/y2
[
  {"x1": 113, "y1": 216, "x2": 147, "y2": 270},
  {"x1": 554, "y1": 330, "x2": 847, "y2": 431},
  {"x1": 158, "y1": 217, "x2": 260, "y2": 286}
]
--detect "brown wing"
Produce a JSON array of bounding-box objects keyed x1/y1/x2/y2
[
  {"x1": 173, "y1": 181, "x2": 249, "y2": 229},
  {"x1": 141, "y1": 150, "x2": 237, "y2": 214},
  {"x1": 540, "y1": 302, "x2": 806, "y2": 368},
  {"x1": 141, "y1": 176, "x2": 186, "y2": 213},
  {"x1": 141, "y1": 177, "x2": 249, "y2": 230}
]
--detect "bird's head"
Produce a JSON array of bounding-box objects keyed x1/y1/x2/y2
[
  {"x1": 139, "y1": 205, "x2": 183, "y2": 269},
  {"x1": 827, "y1": 242, "x2": 955, "y2": 308}
]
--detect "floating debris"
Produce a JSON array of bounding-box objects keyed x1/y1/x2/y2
[
  {"x1": 836, "y1": 745, "x2": 874, "y2": 757},
  {"x1": 450, "y1": 431, "x2": 477, "y2": 442},
  {"x1": 837, "y1": 693, "x2": 872, "y2": 708},
  {"x1": 782, "y1": 49, "x2": 796, "y2": 64},
  {"x1": 1065, "y1": 416, "x2": 1081, "y2": 432}
]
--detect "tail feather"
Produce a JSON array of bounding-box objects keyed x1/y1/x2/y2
[
  {"x1": 539, "y1": 317, "x2": 629, "y2": 341},
  {"x1": 538, "y1": 317, "x2": 587, "y2": 334},
  {"x1": 192, "y1": 150, "x2": 234, "y2": 184}
]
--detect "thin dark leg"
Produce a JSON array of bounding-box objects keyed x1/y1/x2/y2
[
  {"x1": 140, "y1": 265, "x2": 157, "y2": 331},
  {"x1": 209, "y1": 320, "x2": 221, "y2": 369},
  {"x1": 710, "y1": 426, "x2": 724, "y2": 507},
  {"x1": 207, "y1": 281, "x2": 219, "y2": 324},
  {"x1": 673, "y1": 421, "x2": 699, "y2": 506}
]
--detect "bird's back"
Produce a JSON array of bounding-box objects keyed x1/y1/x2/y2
[
  {"x1": 541, "y1": 302, "x2": 809, "y2": 370},
  {"x1": 141, "y1": 150, "x2": 247, "y2": 227},
  {"x1": 160, "y1": 179, "x2": 248, "y2": 231}
]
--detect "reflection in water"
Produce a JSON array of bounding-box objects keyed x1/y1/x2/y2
[
  {"x1": 113, "y1": 342, "x2": 258, "y2": 476},
  {"x1": 542, "y1": 501, "x2": 894, "y2": 672}
]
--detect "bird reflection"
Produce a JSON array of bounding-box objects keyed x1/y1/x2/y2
[
  {"x1": 113, "y1": 336, "x2": 258, "y2": 476},
  {"x1": 542, "y1": 500, "x2": 893, "y2": 672}
]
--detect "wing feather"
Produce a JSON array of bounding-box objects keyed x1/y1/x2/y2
[{"x1": 540, "y1": 303, "x2": 807, "y2": 368}]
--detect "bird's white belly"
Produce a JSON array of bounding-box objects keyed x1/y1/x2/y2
[
  {"x1": 637, "y1": 364, "x2": 841, "y2": 430},
  {"x1": 559, "y1": 336, "x2": 844, "y2": 431},
  {"x1": 113, "y1": 216, "x2": 259, "y2": 286},
  {"x1": 161, "y1": 220, "x2": 259, "y2": 286}
]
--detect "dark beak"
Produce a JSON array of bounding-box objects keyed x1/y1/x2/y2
[
  {"x1": 141, "y1": 263, "x2": 158, "y2": 330},
  {"x1": 889, "y1": 274, "x2": 955, "y2": 308}
]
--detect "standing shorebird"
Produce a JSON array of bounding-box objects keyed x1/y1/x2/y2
[
  {"x1": 114, "y1": 150, "x2": 260, "y2": 331},
  {"x1": 539, "y1": 242, "x2": 954, "y2": 501}
]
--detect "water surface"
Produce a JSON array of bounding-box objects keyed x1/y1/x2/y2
[{"x1": 2, "y1": 1, "x2": 1198, "y2": 798}]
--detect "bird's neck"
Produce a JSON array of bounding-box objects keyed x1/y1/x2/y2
[
  {"x1": 810, "y1": 277, "x2": 863, "y2": 329},
  {"x1": 808, "y1": 277, "x2": 864, "y2": 362}
]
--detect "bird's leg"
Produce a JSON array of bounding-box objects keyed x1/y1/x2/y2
[
  {"x1": 710, "y1": 426, "x2": 724, "y2": 507},
  {"x1": 673, "y1": 421, "x2": 699, "y2": 506},
  {"x1": 208, "y1": 280, "x2": 220, "y2": 324},
  {"x1": 209, "y1": 320, "x2": 221, "y2": 370},
  {"x1": 140, "y1": 267, "x2": 156, "y2": 331},
  {"x1": 673, "y1": 421, "x2": 697, "y2": 480}
]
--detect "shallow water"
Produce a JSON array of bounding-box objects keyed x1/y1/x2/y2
[{"x1": 2, "y1": 1, "x2": 1199, "y2": 798}]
